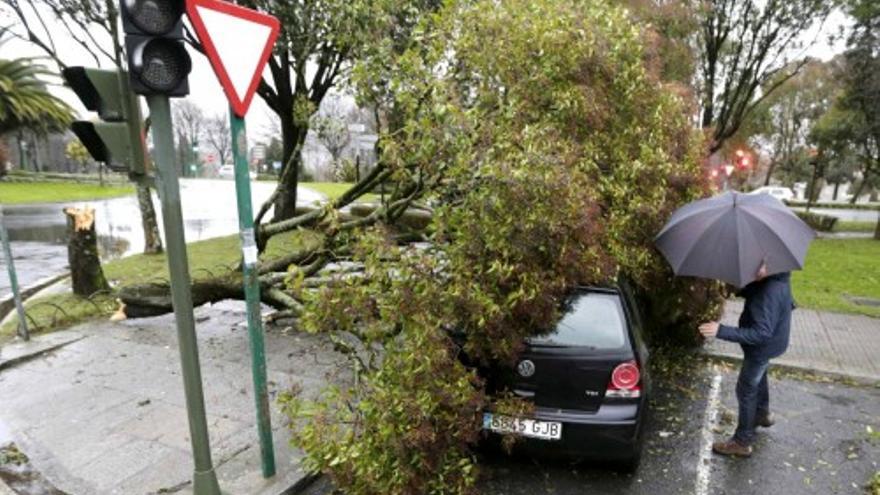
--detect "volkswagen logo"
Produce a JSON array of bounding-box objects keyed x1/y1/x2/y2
[{"x1": 517, "y1": 359, "x2": 535, "y2": 378}]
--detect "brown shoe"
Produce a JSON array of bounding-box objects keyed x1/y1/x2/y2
[
  {"x1": 712, "y1": 439, "x2": 752, "y2": 457},
  {"x1": 756, "y1": 412, "x2": 775, "y2": 428}
]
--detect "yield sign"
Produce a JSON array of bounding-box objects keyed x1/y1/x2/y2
[{"x1": 186, "y1": 0, "x2": 280, "y2": 117}]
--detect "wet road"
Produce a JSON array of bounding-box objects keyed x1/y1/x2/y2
[
  {"x1": 0, "y1": 179, "x2": 324, "y2": 297},
  {"x1": 299, "y1": 358, "x2": 880, "y2": 495},
  {"x1": 477, "y1": 362, "x2": 879, "y2": 495}
]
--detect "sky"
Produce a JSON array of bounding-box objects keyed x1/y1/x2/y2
[{"x1": 0, "y1": 3, "x2": 851, "y2": 144}]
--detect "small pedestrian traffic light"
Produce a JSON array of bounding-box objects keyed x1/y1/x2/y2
[
  {"x1": 62, "y1": 67, "x2": 147, "y2": 176},
  {"x1": 121, "y1": 0, "x2": 191, "y2": 96}
]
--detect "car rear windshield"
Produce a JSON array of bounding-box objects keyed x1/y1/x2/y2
[{"x1": 529, "y1": 292, "x2": 627, "y2": 349}]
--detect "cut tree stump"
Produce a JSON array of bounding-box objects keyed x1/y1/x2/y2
[{"x1": 64, "y1": 207, "x2": 110, "y2": 296}]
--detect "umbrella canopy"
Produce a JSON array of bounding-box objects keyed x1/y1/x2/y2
[{"x1": 654, "y1": 191, "x2": 816, "y2": 288}]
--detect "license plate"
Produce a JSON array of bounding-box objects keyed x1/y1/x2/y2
[{"x1": 482, "y1": 413, "x2": 562, "y2": 440}]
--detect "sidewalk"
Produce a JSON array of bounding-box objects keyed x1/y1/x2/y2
[
  {"x1": 705, "y1": 299, "x2": 880, "y2": 383},
  {"x1": 0, "y1": 301, "x2": 348, "y2": 494}
]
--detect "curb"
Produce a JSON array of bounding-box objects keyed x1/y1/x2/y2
[
  {"x1": 0, "y1": 332, "x2": 84, "y2": 372},
  {"x1": 279, "y1": 472, "x2": 323, "y2": 495},
  {"x1": 702, "y1": 350, "x2": 880, "y2": 387},
  {"x1": 0, "y1": 273, "x2": 69, "y2": 323}
]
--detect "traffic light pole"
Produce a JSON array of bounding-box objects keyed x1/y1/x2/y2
[
  {"x1": 146, "y1": 95, "x2": 222, "y2": 495},
  {"x1": 0, "y1": 205, "x2": 29, "y2": 341},
  {"x1": 229, "y1": 108, "x2": 276, "y2": 478}
]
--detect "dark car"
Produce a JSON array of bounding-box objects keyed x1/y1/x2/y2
[{"x1": 480, "y1": 284, "x2": 651, "y2": 469}]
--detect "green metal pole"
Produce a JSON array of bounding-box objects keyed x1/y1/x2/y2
[
  {"x1": 147, "y1": 95, "x2": 221, "y2": 495},
  {"x1": 0, "y1": 205, "x2": 29, "y2": 341},
  {"x1": 229, "y1": 107, "x2": 276, "y2": 478}
]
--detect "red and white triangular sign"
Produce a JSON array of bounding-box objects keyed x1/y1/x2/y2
[{"x1": 186, "y1": 0, "x2": 280, "y2": 117}]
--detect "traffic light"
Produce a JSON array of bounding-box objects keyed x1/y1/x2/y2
[
  {"x1": 734, "y1": 149, "x2": 751, "y2": 170},
  {"x1": 121, "y1": 0, "x2": 191, "y2": 96},
  {"x1": 62, "y1": 67, "x2": 147, "y2": 176}
]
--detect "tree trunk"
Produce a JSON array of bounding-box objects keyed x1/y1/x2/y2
[
  {"x1": 874, "y1": 215, "x2": 880, "y2": 241},
  {"x1": 832, "y1": 181, "x2": 840, "y2": 201},
  {"x1": 137, "y1": 184, "x2": 163, "y2": 254},
  {"x1": 64, "y1": 207, "x2": 110, "y2": 296},
  {"x1": 763, "y1": 161, "x2": 777, "y2": 186},
  {"x1": 850, "y1": 178, "x2": 867, "y2": 204},
  {"x1": 119, "y1": 277, "x2": 244, "y2": 318},
  {"x1": 273, "y1": 116, "x2": 307, "y2": 221}
]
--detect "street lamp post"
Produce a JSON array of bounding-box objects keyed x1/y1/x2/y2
[{"x1": 191, "y1": 140, "x2": 200, "y2": 178}]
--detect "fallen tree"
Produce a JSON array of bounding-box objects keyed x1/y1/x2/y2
[
  {"x1": 117, "y1": 185, "x2": 433, "y2": 317},
  {"x1": 275, "y1": 0, "x2": 724, "y2": 493}
]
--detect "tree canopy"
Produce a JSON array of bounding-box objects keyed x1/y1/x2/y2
[
  {"x1": 808, "y1": 0, "x2": 880, "y2": 206},
  {"x1": 0, "y1": 55, "x2": 72, "y2": 136}
]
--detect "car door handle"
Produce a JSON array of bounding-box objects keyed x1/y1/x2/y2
[{"x1": 513, "y1": 389, "x2": 535, "y2": 398}]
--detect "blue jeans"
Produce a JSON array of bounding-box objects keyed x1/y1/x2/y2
[{"x1": 734, "y1": 358, "x2": 770, "y2": 445}]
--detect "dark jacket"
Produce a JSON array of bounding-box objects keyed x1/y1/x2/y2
[{"x1": 717, "y1": 273, "x2": 793, "y2": 361}]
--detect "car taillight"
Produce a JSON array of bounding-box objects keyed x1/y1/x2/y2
[{"x1": 606, "y1": 360, "x2": 641, "y2": 399}]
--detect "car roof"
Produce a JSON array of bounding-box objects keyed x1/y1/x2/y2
[{"x1": 570, "y1": 285, "x2": 621, "y2": 295}]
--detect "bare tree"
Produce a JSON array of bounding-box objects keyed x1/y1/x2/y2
[
  {"x1": 698, "y1": 0, "x2": 834, "y2": 153},
  {"x1": 172, "y1": 100, "x2": 205, "y2": 175},
  {"x1": 181, "y1": 0, "x2": 442, "y2": 221},
  {"x1": 1, "y1": 0, "x2": 164, "y2": 254},
  {"x1": 742, "y1": 58, "x2": 840, "y2": 186},
  {"x1": 311, "y1": 94, "x2": 352, "y2": 175},
  {"x1": 204, "y1": 115, "x2": 231, "y2": 165}
]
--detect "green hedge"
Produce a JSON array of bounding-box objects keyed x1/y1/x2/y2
[
  {"x1": 3, "y1": 169, "x2": 128, "y2": 185},
  {"x1": 785, "y1": 200, "x2": 880, "y2": 211},
  {"x1": 795, "y1": 210, "x2": 838, "y2": 232}
]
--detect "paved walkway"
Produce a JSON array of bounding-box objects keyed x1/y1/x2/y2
[
  {"x1": 705, "y1": 299, "x2": 880, "y2": 382},
  {"x1": 0, "y1": 301, "x2": 348, "y2": 494}
]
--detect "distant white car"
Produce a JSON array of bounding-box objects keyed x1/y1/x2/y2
[
  {"x1": 217, "y1": 164, "x2": 257, "y2": 180},
  {"x1": 749, "y1": 186, "x2": 795, "y2": 202},
  {"x1": 218, "y1": 164, "x2": 235, "y2": 179}
]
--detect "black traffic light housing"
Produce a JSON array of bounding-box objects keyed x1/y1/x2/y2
[
  {"x1": 121, "y1": 0, "x2": 191, "y2": 96},
  {"x1": 62, "y1": 67, "x2": 148, "y2": 176}
]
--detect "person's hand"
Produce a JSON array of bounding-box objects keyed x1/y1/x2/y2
[{"x1": 699, "y1": 322, "x2": 720, "y2": 339}]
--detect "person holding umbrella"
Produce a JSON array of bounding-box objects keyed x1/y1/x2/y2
[
  {"x1": 655, "y1": 191, "x2": 815, "y2": 458},
  {"x1": 697, "y1": 261, "x2": 792, "y2": 456}
]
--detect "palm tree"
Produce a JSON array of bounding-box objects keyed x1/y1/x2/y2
[{"x1": 0, "y1": 55, "x2": 72, "y2": 136}]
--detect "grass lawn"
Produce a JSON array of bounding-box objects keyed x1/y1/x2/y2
[
  {"x1": 0, "y1": 181, "x2": 134, "y2": 205},
  {"x1": 792, "y1": 238, "x2": 880, "y2": 318},
  {"x1": 0, "y1": 229, "x2": 322, "y2": 339},
  {"x1": 300, "y1": 182, "x2": 379, "y2": 202}
]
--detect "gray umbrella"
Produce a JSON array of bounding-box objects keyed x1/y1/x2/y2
[{"x1": 654, "y1": 191, "x2": 816, "y2": 288}]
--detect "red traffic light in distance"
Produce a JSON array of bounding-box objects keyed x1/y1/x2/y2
[{"x1": 734, "y1": 149, "x2": 751, "y2": 170}]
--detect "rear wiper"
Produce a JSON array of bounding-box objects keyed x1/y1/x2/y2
[
  {"x1": 528, "y1": 341, "x2": 599, "y2": 351},
  {"x1": 527, "y1": 341, "x2": 569, "y2": 348}
]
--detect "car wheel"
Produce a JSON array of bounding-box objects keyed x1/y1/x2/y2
[
  {"x1": 615, "y1": 450, "x2": 642, "y2": 473},
  {"x1": 616, "y1": 417, "x2": 645, "y2": 473}
]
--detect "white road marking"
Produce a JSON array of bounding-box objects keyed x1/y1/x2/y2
[{"x1": 695, "y1": 369, "x2": 723, "y2": 495}]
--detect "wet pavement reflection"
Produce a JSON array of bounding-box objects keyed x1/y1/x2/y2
[{"x1": 0, "y1": 179, "x2": 324, "y2": 297}]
